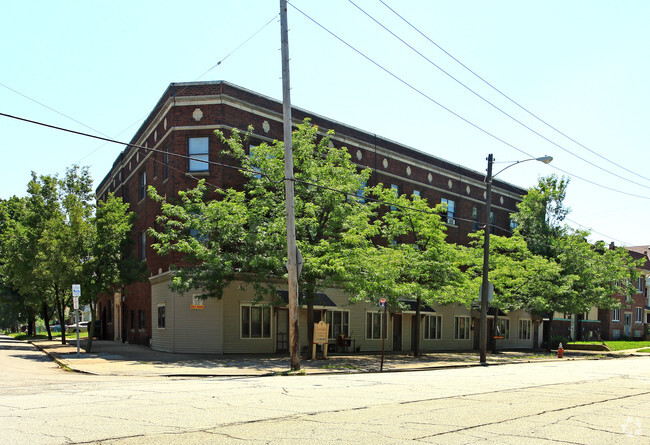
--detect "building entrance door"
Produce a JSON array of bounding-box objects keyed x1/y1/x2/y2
[
  {"x1": 276, "y1": 309, "x2": 289, "y2": 353},
  {"x1": 624, "y1": 313, "x2": 632, "y2": 337},
  {"x1": 392, "y1": 314, "x2": 402, "y2": 351}
]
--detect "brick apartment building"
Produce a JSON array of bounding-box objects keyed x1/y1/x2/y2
[
  {"x1": 598, "y1": 246, "x2": 650, "y2": 340},
  {"x1": 95, "y1": 81, "x2": 530, "y2": 353}
]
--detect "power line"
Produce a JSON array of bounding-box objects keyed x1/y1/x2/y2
[
  {"x1": 1, "y1": 110, "x2": 631, "y2": 249},
  {"x1": 0, "y1": 81, "x2": 111, "y2": 139},
  {"x1": 287, "y1": 1, "x2": 650, "y2": 201},
  {"x1": 378, "y1": 0, "x2": 650, "y2": 185},
  {"x1": 348, "y1": 0, "x2": 650, "y2": 192}
]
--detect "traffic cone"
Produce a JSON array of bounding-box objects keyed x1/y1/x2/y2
[{"x1": 557, "y1": 342, "x2": 564, "y2": 358}]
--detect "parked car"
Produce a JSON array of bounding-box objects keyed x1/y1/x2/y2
[
  {"x1": 67, "y1": 321, "x2": 91, "y2": 333},
  {"x1": 49, "y1": 324, "x2": 62, "y2": 332}
]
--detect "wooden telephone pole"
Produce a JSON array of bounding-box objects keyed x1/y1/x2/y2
[{"x1": 280, "y1": 0, "x2": 300, "y2": 371}]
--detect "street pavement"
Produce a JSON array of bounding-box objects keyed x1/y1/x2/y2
[
  {"x1": 3, "y1": 335, "x2": 650, "y2": 444},
  {"x1": 26, "y1": 336, "x2": 647, "y2": 377}
]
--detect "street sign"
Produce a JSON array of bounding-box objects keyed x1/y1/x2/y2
[
  {"x1": 379, "y1": 298, "x2": 386, "y2": 307},
  {"x1": 478, "y1": 282, "x2": 494, "y2": 302},
  {"x1": 72, "y1": 284, "x2": 81, "y2": 297},
  {"x1": 73, "y1": 296, "x2": 79, "y2": 310}
]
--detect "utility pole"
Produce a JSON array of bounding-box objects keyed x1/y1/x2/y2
[
  {"x1": 479, "y1": 154, "x2": 493, "y2": 364},
  {"x1": 280, "y1": 0, "x2": 300, "y2": 371}
]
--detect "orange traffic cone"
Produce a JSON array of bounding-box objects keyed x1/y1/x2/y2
[{"x1": 557, "y1": 342, "x2": 564, "y2": 358}]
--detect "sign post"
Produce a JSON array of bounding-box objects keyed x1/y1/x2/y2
[
  {"x1": 379, "y1": 298, "x2": 387, "y2": 371},
  {"x1": 72, "y1": 284, "x2": 81, "y2": 357},
  {"x1": 312, "y1": 321, "x2": 329, "y2": 359}
]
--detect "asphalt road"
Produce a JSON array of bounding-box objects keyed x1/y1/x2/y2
[{"x1": 1, "y1": 335, "x2": 648, "y2": 444}]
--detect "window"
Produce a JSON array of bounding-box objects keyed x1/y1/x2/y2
[
  {"x1": 352, "y1": 180, "x2": 367, "y2": 203},
  {"x1": 424, "y1": 315, "x2": 442, "y2": 340},
  {"x1": 472, "y1": 206, "x2": 480, "y2": 231},
  {"x1": 518, "y1": 319, "x2": 531, "y2": 340},
  {"x1": 441, "y1": 198, "x2": 455, "y2": 225},
  {"x1": 249, "y1": 145, "x2": 262, "y2": 178},
  {"x1": 366, "y1": 311, "x2": 384, "y2": 339},
  {"x1": 390, "y1": 184, "x2": 399, "y2": 210},
  {"x1": 636, "y1": 307, "x2": 643, "y2": 323},
  {"x1": 636, "y1": 277, "x2": 644, "y2": 292},
  {"x1": 496, "y1": 318, "x2": 510, "y2": 339},
  {"x1": 139, "y1": 310, "x2": 145, "y2": 329},
  {"x1": 489, "y1": 211, "x2": 497, "y2": 234},
  {"x1": 138, "y1": 170, "x2": 147, "y2": 201},
  {"x1": 122, "y1": 184, "x2": 129, "y2": 204},
  {"x1": 612, "y1": 308, "x2": 620, "y2": 322},
  {"x1": 188, "y1": 137, "x2": 209, "y2": 172},
  {"x1": 139, "y1": 231, "x2": 147, "y2": 261},
  {"x1": 157, "y1": 305, "x2": 165, "y2": 329},
  {"x1": 510, "y1": 218, "x2": 519, "y2": 232},
  {"x1": 454, "y1": 316, "x2": 470, "y2": 340},
  {"x1": 412, "y1": 190, "x2": 421, "y2": 199},
  {"x1": 326, "y1": 310, "x2": 350, "y2": 339},
  {"x1": 241, "y1": 305, "x2": 271, "y2": 338},
  {"x1": 163, "y1": 146, "x2": 169, "y2": 179}
]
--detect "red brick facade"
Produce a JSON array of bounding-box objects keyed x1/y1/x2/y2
[
  {"x1": 598, "y1": 247, "x2": 650, "y2": 340},
  {"x1": 95, "y1": 81, "x2": 526, "y2": 346}
]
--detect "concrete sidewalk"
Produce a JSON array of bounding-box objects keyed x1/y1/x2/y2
[{"x1": 27, "y1": 338, "x2": 645, "y2": 377}]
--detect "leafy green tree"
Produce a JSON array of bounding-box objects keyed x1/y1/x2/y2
[
  {"x1": 346, "y1": 186, "x2": 473, "y2": 355},
  {"x1": 82, "y1": 193, "x2": 145, "y2": 352},
  {"x1": 511, "y1": 176, "x2": 640, "y2": 340},
  {"x1": 511, "y1": 174, "x2": 569, "y2": 258},
  {"x1": 149, "y1": 119, "x2": 378, "y2": 359}
]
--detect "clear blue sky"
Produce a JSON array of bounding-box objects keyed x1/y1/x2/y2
[{"x1": 2, "y1": 0, "x2": 649, "y2": 247}]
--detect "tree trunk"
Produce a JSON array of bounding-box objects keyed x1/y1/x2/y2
[
  {"x1": 27, "y1": 308, "x2": 36, "y2": 336},
  {"x1": 54, "y1": 287, "x2": 67, "y2": 345},
  {"x1": 86, "y1": 300, "x2": 95, "y2": 353},
  {"x1": 492, "y1": 308, "x2": 499, "y2": 354},
  {"x1": 41, "y1": 301, "x2": 52, "y2": 341},
  {"x1": 307, "y1": 299, "x2": 314, "y2": 359},
  {"x1": 413, "y1": 296, "x2": 421, "y2": 357}
]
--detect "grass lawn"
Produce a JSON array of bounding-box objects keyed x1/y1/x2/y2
[
  {"x1": 570, "y1": 340, "x2": 650, "y2": 351},
  {"x1": 637, "y1": 348, "x2": 650, "y2": 353},
  {"x1": 8, "y1": 332, "x2": 89, "y2": 341}
]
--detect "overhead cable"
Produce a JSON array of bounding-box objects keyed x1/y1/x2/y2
[
  {"x1": 349, "y1": 0, "x2": 650, "y2": 192},
  {"x1": 378, "y1": 0, "x2": 650, "y2": 184}
]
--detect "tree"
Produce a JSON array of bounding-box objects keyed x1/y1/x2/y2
[
  {"x1": 345, "y1": 186, "x2": 473, "y2": 356},
  {"x1": 149, "y1": 119, "x2": 379, "y2": 361},
  {"x1": 510, "y1": 176, "x2": 640, "y2": 340},
  {"x1": 82, "y1": 193, "x2": 145, "y2": 352},
  {"x1": 511, "y1": 174, "x2": 569, "y2": 258}
]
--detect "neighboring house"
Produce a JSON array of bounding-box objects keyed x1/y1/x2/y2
[
  {"x1": 598, "y1": 245, "x2": 650, "y2": 340},
  {"x1": 95, "y1": 81, "x2": 529, "y2": 353},
  {"x1": 550, "y1": 307, "x2": 601, "y2": 342}
]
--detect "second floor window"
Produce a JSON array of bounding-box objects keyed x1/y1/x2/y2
[
  {"x1": 163, "y1": 146, "x2": 170, "y2": 179},
  {"x1": 139, "y1": 231, "x2": 147, "y2": 261},
  {"x1": 441, "y1": 198, "x2": 455, "y2": 225},
  {"x1": 188, "y1": 137, "x2": 209, "y2": 172},
  {"x1": 138, "y1": 171, "x2": 146, "y2": 201},
  {"x1": 472, "y1": 206, "x2": 480, "y2": 231}
]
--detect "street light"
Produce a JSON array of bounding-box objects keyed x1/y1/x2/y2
[{"x1": 479, "y1": 154, "x2": 552, "y2": 364}]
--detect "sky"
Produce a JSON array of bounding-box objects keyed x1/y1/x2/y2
[{"x1": 2, "y1": 0, "x2": 649, "y2": 247}]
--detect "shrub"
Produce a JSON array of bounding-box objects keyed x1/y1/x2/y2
[{"x1": 549, "y1": 335, "x2": 569, "y2": 349}]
